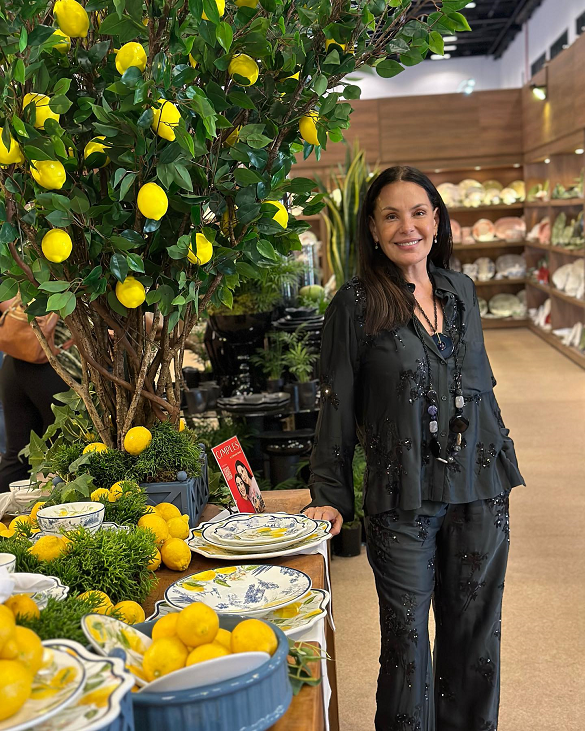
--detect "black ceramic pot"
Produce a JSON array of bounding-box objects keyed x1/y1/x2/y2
[
  {"x1": 333, "y1": 523, "x2": 362, "y2": 557},
  {"x1": 185, "y1": 388, "x2": 208, "y2": 414},
  {"x1": 297, "y1": 380, "x2": 318, "y2": 410},
  {"x1": 266, "y1": 378, "x2": 285, "y2": 393},
  {"x1": 283, "y1": 382, "x2": 300, "y2": 412},
  {"x1": 209, "y1": 312, "x2": 273, "y2": 344}
]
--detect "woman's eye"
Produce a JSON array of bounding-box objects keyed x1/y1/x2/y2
[{"x1": 414, "y1": 210, "x2": 425, "y2": 216}]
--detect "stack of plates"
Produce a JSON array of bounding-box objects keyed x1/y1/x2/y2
[{"x1": 216, "y1": 392, "x2": 290, "y2": 414}]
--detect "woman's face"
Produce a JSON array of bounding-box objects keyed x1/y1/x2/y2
[
  {"x1": 368, "y1": 181, "x2": 439, "y2": 272},
  {"x1": 234, "y1": 474, "x2": 247, "y2": 498},
  {"x1": 237, "y1": 463, "x2": 250, "y2": 485}
]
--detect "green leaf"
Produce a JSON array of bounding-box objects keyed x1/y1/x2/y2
[
  {"x1": 375, "y1": 58, "x2": 405, "y2": 78},
  {"x1": 88, "y1": 41, "x2": 111, "y2": 65},
  {"x1": 287, "y1": 177, "x2": 316, "y2": 194},
  {"x1": 49, "y1": 96, "x2": 72, "y2": 114},
  {"x1": 447, "y1": 11, "x2": 472, "y2": 31},
  {"x1": 137, "y1": 108, "x2": 153, "y2": 128},
  {"x1": 126, "y1": 253, "x2": 145, "y2": 273},
  {"x1": 53, "y1": 78, "x2": 72, "y2": 97},
  {"x1": 202, "y1": 0, "x2": 220, "y2": 23},
  {"x1": 14, "y1": 59, "x2": 25, "y2": 84},
  {"x1": 0, "y1": 279, "x2": 18, "y2": 301},
  {"x1": 47, "y1": 292, "x2": 71, "y2": 311},
  {"x1": 227, "y1": 91, "x2": 256, "y2": 110},
  {"x1": 38, "y1": 280, "x2": 70, "y2": 293},
  {"x1": 219, "y1": 287, "x2": 233, "y2": 308},
  {"x1": 19, "y1": 27, "x2": 28, "y2": 53},
  {"x1": 60, "y1": 292, "x2": 76, "y2": 318},
  {"x1": 256, "y1": 239, "x2": 277, "y2": 260},
  {"x1": 110, "y1": 253, "x2": 129, "y2": 282},
  {"x1": 119, "y1": 172, "x2": 137, "y2": 200},
  {"x1": 107, "y1": 289, "x2": 128, "y2": 316},
  {"x1": 172, "y1": 165, "x2": 193, "y2": 191},
  {"x1": 45, "y1": 210, "x2": 72, "y2": 227},
  {"x1": 234, "y1": 168, "x2": 263, "y2": 186},
  {"x1": 29, "y1": 25, "x2": 57, "y2": 47},
  {"x1": 343, "y1": 84, "x2": 361, "y2": 100},
  {"x1": 0, "y1": 222, "x2": 18, "y2": 245},
  {"x1": 11, "y1": 115, "x2": 27, "y2": 137},
  {"x1": 82, "y1": 265, "x2": 103, "y2": 288},
  {"x1": 428, "y1": 30, "x2": 444, "y2": 55},
  {"x1": 312, "y1": 74, "x2": 327, "y2": 97},
  {"x1": 114, "y1": 0, "x2": 125, "y2": 18},
  {"x1": 121, "y1": 66, "x2": 143, "y2": 88},
  {"x1": 217, "y1": 22, "x2": 233, "y2": 52}
]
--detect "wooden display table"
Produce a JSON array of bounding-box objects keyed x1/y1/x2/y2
[{"x1": 145, "y1": 489, "x2": 339, "y2": 731}]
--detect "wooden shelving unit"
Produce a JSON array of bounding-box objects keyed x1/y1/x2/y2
[
  {"x1": 528, "y1": 323, "x2": 585, "y2": 369},
  {"x1": 452, "y1": 240, "x2": 525, "y2": 252}
]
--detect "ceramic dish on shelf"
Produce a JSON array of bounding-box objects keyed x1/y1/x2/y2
[
  {"x1": 437, "y1": 183, "x2": 461, "y2": 208},
  {"x1": 564, "y1": 259, "x2": 585, "y2": 298},
  {"x1": 474, "y1": 257, "x2": 496, "y2": 281},
  {"x1": 450, "y1": 220, "x2": 461, "y2": 243},
  {"x1": 0, "y1": 645, "x2": 86, "y2": 731},
  {"x1": 482, "y1": 179, "x2": 503, "y2": 192},
  {"x1": 509, "y1": 180, "x2": 526, "y2": 200},
  {"x1": 35, "y1": 640, "x2": 134, "y2": 731},
  {"x1": 200, "y1": 513, "x2": 317, "y2": 549},
  {"x1": 551, "y1": 262, "x2": 574, "y2": 291},
  {"x1": 462, "y1": 263, "x2": 478, "y2": 281},
  {"x1": 478, "y1": 298, "x2": 489, "y2": 317},
  {"x1": 493, "y1": 217, "x2": 526, "y2": 241},
  {"x1": 188, "y1": 519, "x2": 331, "y2": 560},
  {"x1": 449, "y1": 256, "x2": 461, "y2": 273},
  {"x1": 488, "y1": 294, "x2": 523, "y2": 318},
  {"x1": 165, "y1": 564, "x2": 312, "y2": 616},
  {"x1": 472, "y1": 219, "x2": 496, "y2": 242},
  {"x1": 500, "y1": 187, "x2": 519, "y2": 205},
  {"x1": 495, "y1": 254, "x2": 526, "y2": 279}
]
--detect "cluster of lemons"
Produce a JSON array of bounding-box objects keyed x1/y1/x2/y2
[
  {"x1": 0, "y1": 499, "x2": 51, "y2": 541},
  {"x1": 82, "y1": 424, "x2": 154, "y2": 456},
  {"x1": 139, "y1": 601, "x2": 277, "y2": 682},
  {"x1": 138, "y1": 501, "x2": 192, "y2": 572},
  {"x1": 79, "y1": 589, "x2": 146, "y2": 624},
  {"x1": 90, "y1": 478, "x2": 140, "y2": 503}
]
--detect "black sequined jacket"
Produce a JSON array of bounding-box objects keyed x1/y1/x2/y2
[{"x1": 308, "y1": 262, "x2": 525, "y2": 521}]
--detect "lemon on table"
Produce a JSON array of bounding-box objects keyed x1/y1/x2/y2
[
  {"x1": 142, "y1": 636, "x2": 188, "y2": 681},
  {"x1": 41, "y1": 229, "x2": 72, "y2": 263},
  {"x1": 0, "y1": 135, "x2": 24, "y2": 165},
  {"x1": 151, "y1": 100, "x2": 181, "y2": 141},
  {"x1": 0, "y1": 627, "x2": 43, "y2": 675},
  {"x1": 166, "y1": 515, "x2": 190, "y2": 540},
  {"x1": 186, "y1": 642, "x2": 229, "y2": 665},
  {"x1": 28, "y1": 535, "x2": 68, "y2": 562},
  {"x1": 299, "y1": 111, "x2": 320, "y2": 147},
  {"x1": 83, "y1": 136, "x2": 109, "y2": 167},
  {"x1": 0, "y1": 660, "x2": 33, "y2": 722},
  {"x1": 176, "y1": 602, "x2": 219, "y2": 648},
  {"x1": 178, "y1": 417, "x2": 186, "y2": 432},
  {"x1": 154, "y1": 502, "x2": 181, "y2": 522},
  {"x1": 228, "y1": 54, "x2": 259, "y2": 86},
  {"x1": 23, "y1": 93, "x2": 60, "y2": 129},
  {"x1": 78, "y1": 590, "x2": 113, "y2": 615},
  {"x1": 137, "y1": 182, "x2": 168, "y2": 221},
  {"x1": 3, "y1": 595, "x2": 40, "y2": 621},
  {"x1": 115, "y1": 42, "x2": 147, "y2": 74},
  {"x1": 267, "y1": 200, "x2": 288, "y2": 229},
  {"x1": 202, "y1": 0, "x2": 225, "y2": 19},
  {"x1": 147, "y1": 548, "x2": 161, "y2": 572},
  {"x1": 123, "y1": 426, "x2": 152, "y2": 455},
  {"x1": 187, "y1": 233, "x2": 213, "y2": 265},
  {"x1": 231, "y1": 619, "x2": 277, "y2": 655},
  {"x1": 50, "y1": 29, "x2": 71, "y2": 53},
  {"x1": 108, "y1": 483, "x2": 124, "y2": 502},
  {"x1": 83, "y1": 442, "x2": 108, "y2": 454},
  {"x1": 236, "y1": 0, "x2": 258, "y2": 6},
  {"x1": 90, "y1": 487, "x2": 110, "y2": 502},
  {"x1": 160, "y1": 537, "x2": 191, "y2": 571},
  {"x1": 116, "y1": 277, "x2": 146, "y2": 309},
  {"x1": 137, "y1": 514, "x2": 169, "y2": 547},
  {"x1": 113, "y1": 601, "x2": 145, "y2": 625},
  {"x1": 213, "y1": 627, "x2": 232, "y2": 652},
  {"x1": 9, "y1": 515, "x2": 31, "y2": 532},
  {"x1": 29, "y1": 501, "x2": 46, "y2": 527},
  {"x1": 152, "y1": 612, "x2": 179, "y2": 641},
  {"x1": 53, "y1": 0, "x2": 89, "y2": 37},
  {"x1": 30, "y1": 160, "x2": 66, "y2": 190}
]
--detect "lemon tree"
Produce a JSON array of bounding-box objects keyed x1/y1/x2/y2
[{"x1": 0, "y1": 0, "x2": 469, "y2": 448}]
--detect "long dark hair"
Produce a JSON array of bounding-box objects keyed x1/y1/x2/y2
[
  {"x1": 234, "y1": 460, "x2": 252, "y2": 484},
  {"x1": 357, "y1": 165, "x2": 453, "y2": 334}
]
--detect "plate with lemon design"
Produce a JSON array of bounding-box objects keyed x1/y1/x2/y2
[
  {"x1": 165, "y1": 564, "x2": 312, "y2": 616},
  {"x1": 34, "y1": 640, "x2": 134, "y2": 731},
  {"x1": 200, "y1": 513, "x2": 318, "y2": 549},
  {"x1": 0, "y1": 644, "x2": 85, "y2": 731}
]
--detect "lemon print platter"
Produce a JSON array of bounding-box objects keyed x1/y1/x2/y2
[
  {"x1": 9, "y1": 575, "x2": 70, "y2": 610},
  {"x1": 200, "y1": 513, "x2": 318, "y2": 551},
  {"x1": 165, "y1": 564, "x2": 312, "y2": 616},
  {"x1": 0, "y1": 643, "x2": 86, "y2": 731},
  {"x1": 35, "y1": 639, "x2": 134, "y2": 731}
]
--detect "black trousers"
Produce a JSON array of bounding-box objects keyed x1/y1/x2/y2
[
  {"x1": 364, "y1": 494, "x2": 510, "y2": 731},
  {"x1": 0, "y1": 355, "x2": 67, "y2": 492}
]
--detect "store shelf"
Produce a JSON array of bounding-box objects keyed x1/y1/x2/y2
[
  {"x1": 528, "y1": 323, "x2": 585, "y2": 370},
  {"x1": 474, "y1": 278, "x2": 526, "y2": 287},
  {"x1": 482, "y1": 318, "x2": 530, "y2": 329},
  {"x1": 549, "y1": 199, "x2": 584, "y2": 207},
  {"x1": 453, "y1": 240, "x2": 525, "y2": 251},
  {"x1": 526, "y1": 280, "x2": 551, "y2": 295},
  {"x1": 524, "y1": 241, "x2": 551, "y2": 253},
  {"x1": 524, "y1": 201, "x2": 551, "y2": 208},
  {"x1": 447, "y1": 204, "x2": 524, "y2": 214},
  {"x1": 526, "y1": 281, "x2": 585, "y2": 307},
  {"x1": 550, "y1": 245, "x2": 585, "y2": 257}
]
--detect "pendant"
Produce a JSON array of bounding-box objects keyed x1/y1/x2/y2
[{"x1": 433, "y1": 333, "x2": 453, "y2": 358}]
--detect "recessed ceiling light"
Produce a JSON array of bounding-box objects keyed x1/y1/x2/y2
[
  {"x1": 444, "y1": 45, "x2": 457, "y2": 52},
  {"x1": 434, "y1": 169, "x2": 441, "y2": 173},
  {"x1": 575, "y1": 148, "x2": 584, "y2": 154},
  {"x1": 513, "y1": 163, "x2": 521, "y2": 168},
  {"x1": 532, "y1": 85, "x2": 547, "y2": 101},
  {"x1": 544, "y1": 158, "x2": 551, "y2": 164},
  {"x1": 443, "y1": 36, "x2": 458, "y2": 43},
  {"x1": 474, "y1": 166, "x2": 481, "y2": 171},
  {"x1": 431, "y1": 54, "x2": 451, "y2": 60}
]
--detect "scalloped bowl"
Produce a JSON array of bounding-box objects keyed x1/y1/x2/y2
[{"x1": 36, "y1": 501, "x2": 105, "y2": 535}]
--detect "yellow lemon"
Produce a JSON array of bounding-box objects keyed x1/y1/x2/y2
[
  {"x1": 31, "y1": 160, "x2": 66, "y2": 190},
  {"x1": 78, "y1": 590, "x2": 113, "y2": 615},
  {"x1": 166, "y1": 515, "x2": 190, "y2": 540},
  {"x1": 202, "y1": 0, "x2": 225, "y2": 20},
  {"x1": 90, "y1": 487, "x2": 110, "y2": 502},
  {"x1": 0, "y1": 627, "x2": 43, "y2": 675},
  {"x1": 83, "y1": 442, "x2": 108, "y2": 454},
  {"x1": 153, "y1": 502, "x2": 181, "y2": 522},
  {"x1": 299, "y1": 111, "x2": 320, "y2": 147},
  {"x1": 9, "y1": 515, "x2": 31, "y2": 532},
  {"x1": 113, "y1": 601, "x2": 145, "y2": 625},
  {"x1": 116, "y1": 277, "x2": 146, "y2": 309},
  {"x1": 0, "y1": 606, "x2": 16, "y2": 654},
  {"x1": 3, "y1": 595, "x2": 40, "y2": 621},
  {"x1": 151, "y1": 100, "x2": 181, "y2": 141},
  {"x1": 115, "y1": 42, "x2": 147, "y2": 75},
  {"x1": 268, "y1": 200, "x2": 288, "y2": 229},
  {"x1": 108, "y1": 483, "x2": 124, "y2": 502},
  {"x1": 187, "y1": 233, "x2": 213, "y2": 265},
  {"x1": 51, "y1": 29, "x2": 71, "y2": 53},
  {"x1": 0, "y1": 529, "x2": 16, "y2": 539},
  {"x1": 23, "y1": 93, "x2": 60, "y2": 129},
  {"x1": 83, "y1": 136, "x2": 109, "y2": 167},
  {"x1": 142, "y1": 636, "x2": 188, "y2": 681},
  {"x1": 186, "y1": 642, "x2": 229, "y2": 665},
  {"x1": 160, "y1": 537, "x2": 191, "y2": 571},
  {"x1": 137, "y1": 182, "x2": 168, "y2": 221},
  {"x1": 137, "y1": 514, "x2": 169, "y2": 547},
  {"x1": 188, "y1": 54, "x2": 197, "y2": 68},
  {"x1": 29, "y1": 501, "x2": 46, "y2": 527},
  {"x1": 236, "y1": 0, "x2": 258, "y2": 6},
  {"x1": 123, "y1": 426, "x2": 152, "y2": 455},
  {"x1": 179, "y1": 417, "x2": 186, "y2": 432},
  {"x1": 28, "y1": 535, "x2": 68, "y2": 562},
  {"x1": 53, "y1": 0, "x2": 89, "y2": 37},
  {"x1": 0, "y1": 135, "x2": 24, "y2": 165},
  {"x1": 176, "y1": 602, "x2": 218, "y2": 648},
  {"x1": 228, "y1": 54, "x2": 259, "y2": 85},
  {"x1": 152, "y1": 612, "x2": 179, "y2": 641},
  {"x1": 41, "y1": 228, "x2": 72, "y2": 263},
  {"x1": 231, "y1": 618, "x2": 277, "y2": 655},
  {"x1": 0, "y1": 660, "x2": 33, "y2": 721},
  {"x1": 224, "y1": 126, "x2": 240, "y2": 147},
  {"x1": 213, "y1": 627, "x2": 232, "y2": 651},
  {"x1": 147, "y1": 548, "x2": 161, "y2": 572}
]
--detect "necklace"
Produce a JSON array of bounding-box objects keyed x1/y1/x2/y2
[{"x1": 413, "y1": 287, "x2": 453, "y2": 357}]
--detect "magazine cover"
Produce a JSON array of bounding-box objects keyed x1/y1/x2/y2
[{"x1": 211, "y1": 436, "x2": 265, "y2": 513}]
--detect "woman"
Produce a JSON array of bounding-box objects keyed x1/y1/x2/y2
[
  {"x1": 235, "y1": 459, "x2": 265, "y2": 512},
  {"x1": 304, "y1": 166, "x2": 524, "y2": 730}
]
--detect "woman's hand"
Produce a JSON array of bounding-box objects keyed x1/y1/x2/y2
[{"x1": 303, "y1": 506, "x2": 344, "y2": 536}]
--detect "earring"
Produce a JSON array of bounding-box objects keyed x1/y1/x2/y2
[
  {"x1": 433, "y1": 234, "x2": 437, "y2": 246},
  {"x1": 374, "y1": 239, "x2": 379, "y2": 250}
]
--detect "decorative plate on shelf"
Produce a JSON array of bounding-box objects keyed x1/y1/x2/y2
[
  {"x1": 482, "y1": 179, "x2": 503, "y2": 192},
  {"x1": 201, "y1": 513, "x2": 317, "y2": 548},
  {"x1": 449, "y1": 256, "x2": 462, "y2": 273},
  {"x1": 478, "y1": 298, "x2": 489, "y2": 317},
  {"x1": 165, "y1": 564, "x2": 312, "y2": 616},
  {"x1": 493, "y1": 217, "x2": 526, "y2": 241},
  {"x1": 451, "y1": 220, "x2": 461, "y2": 243},
  {"x1": 472, "y1": 219, "x2": 496, "y2": 242},
  {"x1": 488, "y1": 294, "x2": 523, "y2": 318},
  {"x1": 462, "y1": 263, "x2": 478, "y2": 281},
  {"x1": 551, "y1": 262, "x2": 574, "y2": 291},
  {"x1": 500, "y1": 187, "x2": 519, "y2": 205},
  {"x1": 495, "y1": 254, "x2": 526, "y2": 279},
  {"x1": 509, "y1": 180, "x2": 526, "y2": 200},
  {"x1": 437, "y1": 183, "x2": 461, "y2": 208},
  {"x1": 474, "y1": 257, "x2": 496, "y2": 281}
]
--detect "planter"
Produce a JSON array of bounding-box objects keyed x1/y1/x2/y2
[
  {"x1": 209, "y1": 312, "x2": 273, "y2": 344},
  {"x1": 258, "y1": 430, "x2": 314, "y2": 487},
  {"x1": 197, "y1": 381, "x2": 221, "y2": 409},
  {"x1": 131, "y1": 616, "x2": 292, "y2": 731},
  {"x1": 266, "y1": 377, "x2": 285, "y2": 393},
  {"x1": 333, "y1": 522, "x2": 362, "y2": 557},
  {"x1": 184, "y1": 388, "x2": 208, "y2": 414},
  {"x1": 141, "y1": 449, "x2": 208, "y2": 525},
  {"x1": 297, "y1": 380, "x2": 318, "y2": 410},
  {"x1": 283, "y1": 382, "x2": 299, "y2": 412}
]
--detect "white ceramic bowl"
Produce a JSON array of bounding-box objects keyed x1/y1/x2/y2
[
  {"x1": 36, "y1": 501, "x2": 105, "y2": 534},
  {"x1": 8, "y1": 479, "x2": 36, "y2": 494},
  {"x1": 0, "y1": 553, "x2": 16, "y2": 573}
]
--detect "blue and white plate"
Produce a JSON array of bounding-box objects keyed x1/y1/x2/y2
[
  {"x1": 201, "y1": 513, "x2": 317, "y2": 550},
  {"x1": 30, "y1": 576, "x2": 69, "y2": 609},
  {"x1": 36, "y1": 502, "x2": 105, "y2": 535},
  {"x1": 165, "y1": 564, "x2": 312, "y2": 616}
]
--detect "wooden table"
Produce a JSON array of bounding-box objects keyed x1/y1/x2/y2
[{"x1": 145, "y1": 490, "x2": 339, "y2": 731}]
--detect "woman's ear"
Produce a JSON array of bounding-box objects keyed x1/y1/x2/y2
[
  {"x1": 433, "y1": 207, "x2": 439, "y2": 234},
  {"x1": 368, "y1": 215, "x2": 378, "y2": 243}
]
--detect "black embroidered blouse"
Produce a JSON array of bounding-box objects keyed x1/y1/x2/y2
[{"x1": 308, "y1": 263, "x2": 525, "y2": 521}]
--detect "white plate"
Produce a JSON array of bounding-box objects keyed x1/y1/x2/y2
[
  {"x1": 35, "y1": 640, "x2": 134, "y2": 731},
  {"x1": 138, "y1": 651, "x2": 270, "y2": 693},
  {"x1": 201, "y1": 513, "x2": 317, "y2": 549},
  {"x1": 29, "y1": 576, "x2": 69, "y2": 609},
  {"x1": 0, "y1": 646, "x2": 86, "y2": 731},
  {"x1": 165, "y1": 564, "x2": 312, "y2": 616}
]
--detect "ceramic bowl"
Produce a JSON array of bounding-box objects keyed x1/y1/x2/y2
[
  {"x1": 0, "y1": 553, "x2": 16, "y2": 573},
  {"x1": 36, "y1": 501, "x2": 105, "y2": 534}
]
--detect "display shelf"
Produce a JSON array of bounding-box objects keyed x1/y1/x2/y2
[
  {"x1": 482, "y1": 318, "x2": 530, "y2": 329},
  {"x1": 549, "y1": 199, "x2": 584, "y2": 207},
  {"x1": 528, "y1": 323, "x2": 585, "y2": 370},
  {"x1": 474, "y1": 278, "x2": 526, "y2": 287},
  {"x1": 524, "y1": 241, "x2": 552, "y2": 252},
  {"x1": 526, "y1": 280, "x2": 550, "y2": 295},
  {"x1": 447, "y1": 204, "x2": 524, "y2": 214},
  {"x1": 550, "y1": 245, "x2": 585, "y2": 257},
  {"x1": 452, "y1": 240, "x2": 525, "y2": 251},
  {"x1": 550, "y1": 287, "x2": 585, "y2": 309}
]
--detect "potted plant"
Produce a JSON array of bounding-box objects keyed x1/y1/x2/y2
[
  {"x1": 250, "y1": 331, "x2": 290, "y2": 392},
  {"x1": 334, "y1": 446, "x2": 366, "y2": 557},
  {"x1": 283, "y1": 332, "x2": 318, "y2": 410}
]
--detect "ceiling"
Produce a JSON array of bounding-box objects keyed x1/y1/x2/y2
[{"x1": 420, "y1": 0, "x2": 545, "y2": 59}]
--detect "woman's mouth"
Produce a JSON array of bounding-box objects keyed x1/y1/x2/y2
[{"x1": 393, "y1": 239, "x2": 422, "y2": 248}]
